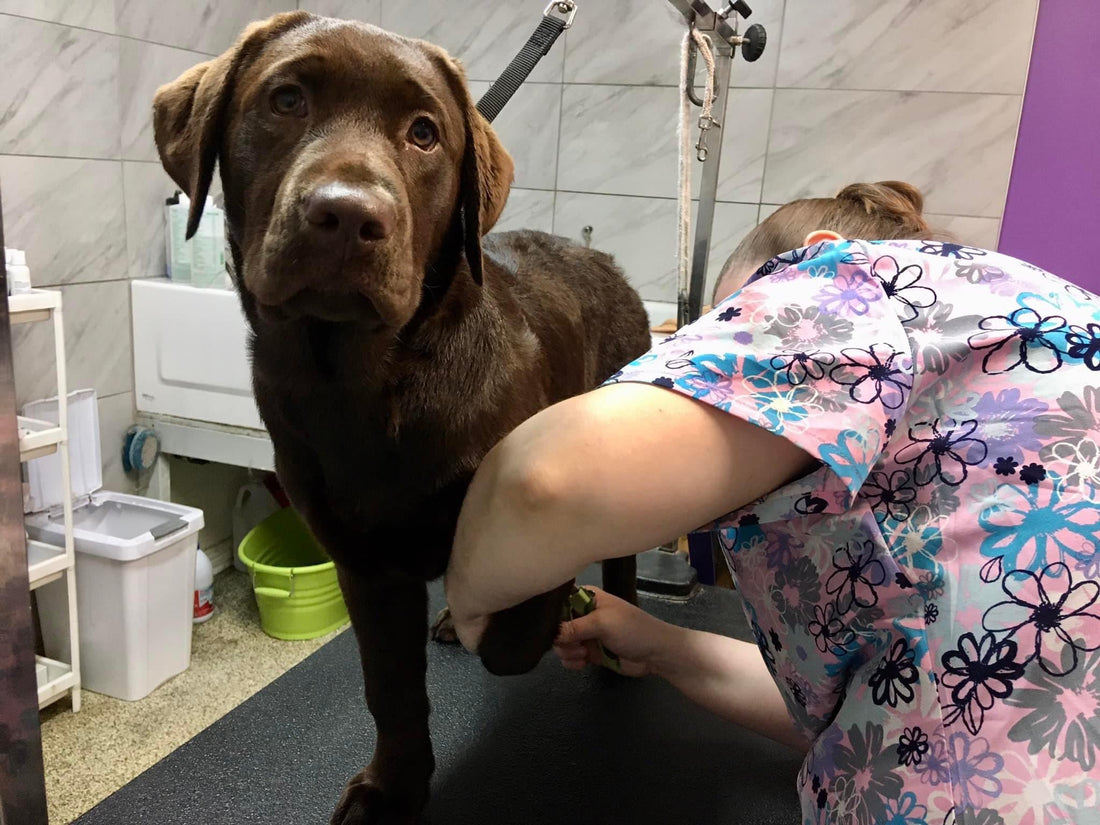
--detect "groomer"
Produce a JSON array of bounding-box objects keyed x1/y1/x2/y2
[{"x1": 445, "y1": 181, "x2": 1100, "y2": 823}]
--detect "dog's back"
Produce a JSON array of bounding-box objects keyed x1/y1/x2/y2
[{"x1": 485, "y1": 229, "x2": 652, "y2": 396}]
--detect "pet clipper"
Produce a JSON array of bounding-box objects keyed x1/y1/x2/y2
[{"x1": 562, "y1": 586, "x2": 624, "y2": 675}]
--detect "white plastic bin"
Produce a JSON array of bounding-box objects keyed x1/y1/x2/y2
[
  {"x1": 23, "y1": 390, "x2": 205, "y2": 701},
  {"x1": 27, "y1": 493, "x2": 204, "y2": 700}
]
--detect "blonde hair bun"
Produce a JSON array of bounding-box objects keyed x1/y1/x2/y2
[
  {"x1": 836, "y1": 180, "x2": 925, "y2": 221},
  {"x1": 713, "y1": 180, "x2": 937, "y2": 303}
]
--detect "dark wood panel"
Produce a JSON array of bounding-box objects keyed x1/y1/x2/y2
[{"x1": 0, "y1": 182, "x2": 49, "y2": 825}]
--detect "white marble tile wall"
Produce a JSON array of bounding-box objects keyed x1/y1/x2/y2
[
  {"x1": 0, "y1": 0, "x2": 1039, "y2": 488},
  {"x1": 114, "y1": 1, "x2": 295, "y2": 54},
  {"x1": 379, "y1": 0, "x2": 1035, "y2": 312},
  {"x1": 763, "y1": 89, "x2": 1022, "y2": 217},
  {"x1": 777, "y1": 0, "x2": 1037, "y2": 94},
  {"x1": 0, "y1": 0, "x2": 116, "y2": 32},
  {"x1": 0, "y1": 2, "x2": 293, "y2": 487}
]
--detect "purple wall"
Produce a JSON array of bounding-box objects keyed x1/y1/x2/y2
[{"x1": 998, "y1": 1, "x2": 1100, "y2": 291}]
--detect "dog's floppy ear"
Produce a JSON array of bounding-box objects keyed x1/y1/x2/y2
[
  {"x1": 432, "y1": 54, "x2": 514, "y2": 286},
  {"x1": 153, "y1": 11, "x2": 313, "y2": 238}
]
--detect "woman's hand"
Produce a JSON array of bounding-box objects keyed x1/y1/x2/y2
[
  {"x1": 553, "y1": 588, "x2": 682, "y2": 678},
  {"x1": 556, "y1": 587, "x2": 808, "y2": 750}
]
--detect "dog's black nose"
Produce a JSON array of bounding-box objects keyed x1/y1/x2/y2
[{"x1": 303, "y1": 183, "x2": 396, "y2": 245}]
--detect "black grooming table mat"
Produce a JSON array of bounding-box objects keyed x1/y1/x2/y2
[{"x1": 75, "y1": 575, "x2": 802, "y2": 824}]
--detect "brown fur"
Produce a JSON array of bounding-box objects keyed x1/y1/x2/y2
[{"x1": 154, "y1": 13, "x2": 651, "y2": 824}]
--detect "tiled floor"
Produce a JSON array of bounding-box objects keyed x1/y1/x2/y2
[{"x1": 39, "y1": 570, "x2": 347, "y2": 824}]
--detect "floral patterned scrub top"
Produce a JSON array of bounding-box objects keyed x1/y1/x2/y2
[{"x1": 609, "y1": 240, "x2": 1100, "y2": 825}]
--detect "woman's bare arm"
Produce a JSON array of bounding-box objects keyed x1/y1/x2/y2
[{"x1": 445, "y1": 382, "x2": 815, "y2": 648}]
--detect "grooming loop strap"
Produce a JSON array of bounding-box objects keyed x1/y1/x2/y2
[
  {"x1": 678, "y1": 28, "x2": 718, "y2": 327},
  {"x1": 476, "y1": 2, "x2": 576, "y2": 123}
]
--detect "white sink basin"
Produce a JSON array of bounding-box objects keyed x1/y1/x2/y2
[{"x1": 132, "y1": 279, "x2": 262, "y2": 430}]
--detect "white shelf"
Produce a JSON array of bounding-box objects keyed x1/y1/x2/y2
[
  {"x1": 18, "y1": 415, "x2": 64, "y2": 462},
  {"x1": 9, "y1": 288, "x2": 61, "y2": 325},
  {"x1": 9, "y1": 288, "x2": 81, "y2": 713},
  {"x1": 27, "y1": 538, "x2": 69, "y2": 590},
  {"x1": 36, "y1": 655, "x2": 76, "y2": 709}
]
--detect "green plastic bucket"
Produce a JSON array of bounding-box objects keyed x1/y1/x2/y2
[{"x1": 237, "y1": 507, "x2": 349, "y2": 640}]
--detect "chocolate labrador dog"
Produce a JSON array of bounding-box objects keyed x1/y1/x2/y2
[{"x1": 153, "y1": 11, "x2": 651, "y2": 824}]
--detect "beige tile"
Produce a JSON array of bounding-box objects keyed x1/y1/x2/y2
[
  {"x1": 297, "y1": 0, "x2": 380, "y2": 21},
  {"x1": 467, "y1": 81, "x2": 560, "y2": 191},
  {"x1": 381, "y1": 0, "x2": 564, "y2": 83},
  {"x1": 553, "y1": 192, "x2": 757, "y2": 304},
  {"x1": 563, "y1": 0, "x2": 784, "y2": 89},
  {"x1": 762, "y1": 89, "x2": 1022, "y2": 217},
  {"x1": 166, "y1": 457, "x2": 251, "y2": 554},
  {"x1": 562, "y1": 0, "x2": 688, "y2": 86},
  {"x1": 778, "y1": 0, "x2": 1038, "y2": 94},
  {"x1": 98, "y1": 391, "x2": 135, "y2": 494},
  {"x1": 0, "y1": 0, "x2": 115, "y2": 31},
  {"x1": 12, "y1": 280, "x2": 132, "y2": 406},
  {"x1": 0, "y1": 156, "x2": 126, "y2": 286},
  {"x1": 557, "y1": 85, "x2": 678, "y2": 198},
  {"x1": 558, "y1": 84, "x2": 772, "y2": 203},
  {"x1": 114, "y1": 0, "x2": 293, "y2": 54},
  {"x1": 495, "y1": 188, "x2": 555, "y2": 235},
  {"x1": 758, "y1": 203, "x2": 782, "y2": 223},
  {"x1": 554, "y1": 192, "x2": 677, "y2": 301},
  {"x1": 707, "y1": 201, "x2": 763, "y2": 300},
  {"x1": 119, "y1": 39, "x2": 209, "y2": 162},
  {"x1": 124, "y1": 161, "x2": 177, "y2": 279},
  {"x1": 712, "y1": 88, "x2": 773, "y2": 204},
  {"x1": 0, "y1": 15, "x2": 120, "y2": 157},
  {"x1": 925, "y1": 214, "x2": 1002, "y2": 251}
]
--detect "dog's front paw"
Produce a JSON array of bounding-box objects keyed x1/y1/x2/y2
[
  {"x1": 330, "y1": 767, "x2": 425, "y2": 825},
  {"x1": 429, "y1": 606, "x2": 460, "y2": 645}
]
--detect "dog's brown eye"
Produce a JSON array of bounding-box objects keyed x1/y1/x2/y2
[
  {"x1": 408, "y1": 118, "x2": 438, "y2": 150},
  {"x1": 271, "y1": 85, "x2": 306, "y2": 117}
]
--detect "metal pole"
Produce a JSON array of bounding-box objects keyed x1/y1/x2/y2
[{"x1": 680, "y1": 41, "x2": 733, "y2": 327}]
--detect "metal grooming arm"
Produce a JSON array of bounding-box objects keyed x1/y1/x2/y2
[
  {"x1": 667, "y1": 0, "x2": 767, "y2": 327},
  {"x1": 640, "y1": 1, "x2": 766, "y2": 591}
]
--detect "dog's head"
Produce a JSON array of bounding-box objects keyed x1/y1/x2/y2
[{"x1": 153, "y1": 12, "x2": 513, "y2": 328}]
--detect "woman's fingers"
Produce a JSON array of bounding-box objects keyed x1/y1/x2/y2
[
  {"x1": 555, "y1": 644, "x2": 589, "y2": 670},
  {"x1": 556, "y1": 611, "x2": 604, "y2": 646},
  {"x1": 583, "y1": 639, "x2": 603, "y2": 665},
  {"x1": 554, "y1": 642, "x2": 589, "y2": 664}
]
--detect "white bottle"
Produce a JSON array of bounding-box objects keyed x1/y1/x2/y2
[
  {"x1": 191, "y1": 197, "x2": 223, "y2": 288},
  {"x1": 7, "y1": 249, "x2": 32, "y2": 295},
  {"x1": 214, "y1": 208, "x2": 229, "y2": 289},
  {"x1": 165, "y1": 192, "x2": 192, "y2": 283},
  {"x1": 194, "y1": 544, "x2": 214, "y2": 623}
]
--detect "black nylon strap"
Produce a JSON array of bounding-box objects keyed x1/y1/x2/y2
[{"x1": 475, "y1": 16, "x2": 567, "y2": 123}]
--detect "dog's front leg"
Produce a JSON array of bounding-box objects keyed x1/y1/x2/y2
[
  {"x1": 332, "y1": 565, "x2": 433, "y2": 825},
  {"x1": 601, "y1": 555, "x2": 638, "y2": 605}
]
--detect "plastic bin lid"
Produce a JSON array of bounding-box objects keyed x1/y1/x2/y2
[{"x1": 24, "y1": 389, "x2": 101, "y2": 513}]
